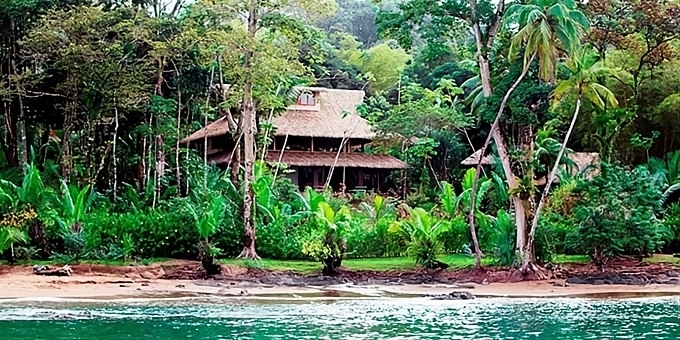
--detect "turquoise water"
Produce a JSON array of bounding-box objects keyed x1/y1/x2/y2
[{"x1": 1, "y1": 296, "x2": 679, "y2": 339}]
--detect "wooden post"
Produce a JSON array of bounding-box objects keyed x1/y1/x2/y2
[
  {"x1": 313, "y1": 167, "x2": 320, "y2": 188},
  {"x1": 377, "y1": 170, "x2": 380, "y2": 193},
  {"x1": 402, "y1": 170, "x2": 407, "y2": 199},
  {"x1": 342, "y1": 166, "x2": 346, "y2": 187},
  {"x1": 357, "y1": 169, "x2": 364, "y2": 187},
  {"x1": 310, "y1": 137, "x2": 314, "y2": 152}
]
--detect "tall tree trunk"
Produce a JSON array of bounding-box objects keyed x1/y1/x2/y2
[
  {"x1": 153, "y1": 135, "x2": 164, "y2": 209},
  {"x1": 113, "y1": 95, "x2": 119, "y2": 200},
  {"x1": 3, "y1": 101, "x2": 18, "y2": 167},
  {"x1": 10, "y1": 19, "x2": 27, "y2": 168},
  {"x1": 469, "y1": 54, "x2": 536, "y2": 268},
  {"x1": 238, "y1": 0, "x2": 260, "y2": 260},
  {"x1": 174, "y1": 67, "x2": 182, "y2": 193},
  {"x1": 467, "y1": 0, "x2": 515, "y2": 269},
  {"x1": 217, "y1": 53, "x2": 241, "y2": 185},
  {"x1": 523, "y1": 95, "x2": 582, "y2": 273}
]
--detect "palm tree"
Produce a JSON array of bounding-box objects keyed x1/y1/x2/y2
[
  {"x1": 522, "y1": 46, "x2": 617, "y2": 273},
  {"x1": 469, "y1": 0, "x2": 590, "y2": 268},
  {"x1": 647, "y1": 150, "x2": 680, "y2": 206}
]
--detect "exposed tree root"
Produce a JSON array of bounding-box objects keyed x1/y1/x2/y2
[
  {"x1": 521, "y1": 262, "x2": 550, "y2": 280},
  {"x1": 237, "y1": 246, "x2": 261, "y2": 260}
]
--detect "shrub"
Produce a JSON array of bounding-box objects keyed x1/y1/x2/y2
[
  {"x1": 569, "y1": 163, "x2": 670, "y2": 266},
  {"x1": 257, "y1": 203, "x2": 312, "y2": 259},
  {"x1": 345, "y1": 195, "x2": 403, "y2": 258},
  {"x1": 82, "y1": 205, "x2": 201, "y2": 260}
]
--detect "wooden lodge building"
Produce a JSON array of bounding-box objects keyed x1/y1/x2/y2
[{"x1": 181, "y1": 87, "x2": 409, "y2": 191}]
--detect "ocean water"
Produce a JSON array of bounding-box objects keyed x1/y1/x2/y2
[{"x1": 0, "y1": 296, "x2": 679, "y2": 339}]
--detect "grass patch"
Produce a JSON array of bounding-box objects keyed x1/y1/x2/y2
[
  {"x1": 645, "y1": 254, "x2": 680, "y2": 266},
  {"x1": 220, "y1": 259, "x2": 322, "y2": 274},
  {"x1": 222, "y1": 254, "x2": 492, "y2": 273},
  {"x1": 220, "y1": 254, "x2": 614, "y2": 274},
  {"x1": 553, "y1": 255, "x2": 590, "y2": 264}
]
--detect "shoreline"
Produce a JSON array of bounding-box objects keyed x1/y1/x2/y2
[
  {"x1": 1, "y1": 268, "x2": 678, "y2": 301},
  {"x1": 1, "y1": 259, "x2": 678, "y2": 301}
]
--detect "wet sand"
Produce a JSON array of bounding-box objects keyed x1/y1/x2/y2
[{"x1": 1, "y1": 270, "x2": 678, "y2": 300}]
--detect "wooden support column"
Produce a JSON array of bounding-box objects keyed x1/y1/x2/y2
[
  {"x1": 342, "y1": 166, "x2": 346, "y2": 186},
  {"x1": 357, "y1": 168, "x2": 364, "y2": 187},
  {"x1": 313, "y1": 167, "x2": 320, "y2": 188},
  {"x1": 377, "y1": 170, "x2": 381, "y2": 192},
  {"x1": 310, "y1": 137, "x2": 314, "y2": 152}
]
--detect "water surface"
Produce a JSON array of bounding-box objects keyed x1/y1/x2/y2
[{"x1": 1, "y1": 296, "x2": 678, "y2": 339}]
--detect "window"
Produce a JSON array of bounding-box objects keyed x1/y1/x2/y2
[{"x1": 297, "y1": 92, "x2": 315, "y2": 106}]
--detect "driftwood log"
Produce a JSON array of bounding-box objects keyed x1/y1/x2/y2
[{"x1": 33, "y1": 265, "x2": 73, "y2": 277}]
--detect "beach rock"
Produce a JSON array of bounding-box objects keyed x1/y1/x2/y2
[
  {"x1": 119, "y1": 284, "x2": 130, "y2": 287},
  {"x1": 141, "y1": 283, "x2": 150, "y2": 287},
  {"x1": 175, "y1": 284, "x2": 185, "y2": 288},
  {"x1": 33, "y1": 265, "x2": 73, "y2": 277},
  {"x1": 667, "y1": 271, "x2": 679, "y2": 278},
  {"x1": 566, "y1": 273, "x2": 651, "y2": 286},
  {"x1": 427, "y1": 291, "x2": 475, "y2": 300}
]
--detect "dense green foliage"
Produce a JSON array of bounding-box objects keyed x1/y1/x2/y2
[{"x1": 2, "y1": 0, "x2": 680, "y2": 272}]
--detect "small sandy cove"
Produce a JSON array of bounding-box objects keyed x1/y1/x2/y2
[{"x1": 0, "y1": 262, "x2": 678, "y2": 300}]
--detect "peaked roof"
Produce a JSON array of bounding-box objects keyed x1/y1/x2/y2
[
  {"x1": 271, "y1": 88, "x2": 374, "y2": 139},
  {"x1": 460, "y1": 149, "x2": 494, "y2": 166},
  {"x1": 180, "y1": 87, "x2": 373, "y2": 144},
  {"x1": 461, "y1": 150, "x2": 601, "y2": 182},
  {"x1": 180, "y1": 116, "x2": 232, "y2": 144}
]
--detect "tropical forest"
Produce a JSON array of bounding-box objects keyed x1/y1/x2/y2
[{"x1": 1, "y1": 0, "x2": 680, "y2": 285}]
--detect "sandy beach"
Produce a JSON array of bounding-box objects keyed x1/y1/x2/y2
[{"x1": 1, "y1": 262, "x2": 678, "y2": 300}]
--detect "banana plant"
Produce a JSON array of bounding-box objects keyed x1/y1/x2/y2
[
  {"x1": 187, "y1": 195, "x2": 227, "y2": 276},
  {"x1": 295, "y1": 186, "x2": 327, "y2": 215},
  {"x1": 54, "y1": 180, "x2": 96, "y2": 236},
  {"x1": 359, "y1": 195, "x2": 396, "y2": 223},
  {"x1": 441, "y1": 168, "x2": 494, "y2": 229},
  {"x1": 0, "y1": 163, "x2": 51, "y2": 212},
  {"x1": 389, "y1": 205, "x2": 449, "y2": 269},
  {"x1": 302, "y1": 201, "x2": 351, "y2": 275},
  {"x1": 0, "y1": 227, "x2": 28, "y2": 263}
]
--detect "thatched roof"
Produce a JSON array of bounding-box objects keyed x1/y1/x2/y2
[
  {"x1": 209, "y1": 150, "x2": 410, "y2": 169},
  {"x1": 461, "y1": 150, "x2": 601, "y2": 182},
  {"x1": 180, "y1": 116, "x2": 232, "y2": 144},
  {"x1": 460, "y1": 149, "x2": 494, "y2": 166},
  {"x1": 271, "y1": 88, "x2": 374, "y2": 139},
  {"x1": 181, "y1": 87, "x2": 373, "y2": 144}
]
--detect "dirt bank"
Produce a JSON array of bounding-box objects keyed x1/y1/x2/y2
[{"x1": 0, "y1": 258, "x2": 678, "y2": 300}]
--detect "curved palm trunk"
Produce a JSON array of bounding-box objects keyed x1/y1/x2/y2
[
  {"x1": 469, "y1": 54, "x2": 536, "y2": 269},
  {"x1": 522, "y1": 95, "x2": 581, "y2": 272}
]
